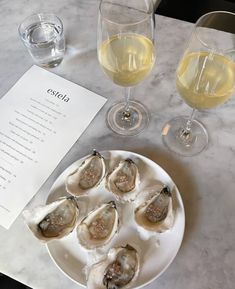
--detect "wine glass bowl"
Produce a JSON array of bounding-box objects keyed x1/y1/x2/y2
[
  {"x1": 98, "y1": 34, "x2": 155, "y2": 87},
  {"x1": 162, "y1": 11, "x2": 235, "y2": 156},
  {"x1": 176, "y1": 52, "x2": 235, "y2": 110},
  {"x1": 97, "y1": 0, "x2": 155, "y2": 136}
]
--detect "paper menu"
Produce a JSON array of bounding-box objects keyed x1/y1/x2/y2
[{"x1": 0, "y1": 65, "x2": 106, "y2": 229}]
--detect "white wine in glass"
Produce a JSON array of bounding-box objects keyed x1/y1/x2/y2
[
  {"x1": 177, "y1": 51, "x2": 235, "y2": 109},
  {"x1": 162, "y1": 11, "x2": 235, "y2": 156},
  {"x1": 98, "y1": 0, "x2": 155, "y2": 136},
  {"x1": 99, "y1": 34, "x2": 155, "y2": 87}
]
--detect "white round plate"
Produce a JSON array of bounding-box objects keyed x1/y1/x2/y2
[{"x1": 46, "y1": 150, "x2": 185, "y2": 288}]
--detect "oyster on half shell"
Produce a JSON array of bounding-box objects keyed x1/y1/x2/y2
[
  {"x1": 66, "y1": 150, "x2": 106, "y2": 196},
  {"x1": 23, "y1": 197, "x2": 79, "y2": 242},
  {"x1": 87, "y1": 244, "x2": 140, "y2": 289},
  {"x1": 135, "y1": 186, "x2": 174, "y2": 233},
  {"x1": 106, "y1": 159, "x2": 140, "y2": 202},
  {"x1": 77, "y1": 201, "x2": 119, "y2": 249}
]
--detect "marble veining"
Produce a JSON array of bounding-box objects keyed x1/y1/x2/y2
[{"x1": 0, "y1": 1, "x2": 235, "y2": 289}]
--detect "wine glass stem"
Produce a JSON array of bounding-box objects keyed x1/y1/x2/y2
[
  {"x1": 122, "y1": 87, "x2": 131, "y2": 120},
  {"x1": 186, "y1": 108, "x2": 196, "y2": 131},
  {"x1": 179, "y1": 108, "x2": 196, "y2": 142}
]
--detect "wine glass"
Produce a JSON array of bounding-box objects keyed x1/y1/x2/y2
[
  {"x1": 162, "y1": 11, "x2": 235, "y2": 156},
  {"x1": 97, "y1": 0, "x2": 155, "y2": 136}
]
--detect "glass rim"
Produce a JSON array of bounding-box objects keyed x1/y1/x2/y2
[
  {"x1": 194, "y1": 10, "x2": 235, "y2": 52},
  {"x1": 18, "y1": 13, "x2": 64, "y2": 39},
  {"x1": 99, "y1": 0, "x2": 154, "y2": 26}
]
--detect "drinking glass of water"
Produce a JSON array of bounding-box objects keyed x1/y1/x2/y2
[{"x1": 19, "y1": 13, "x2": 65, "y2": 68}]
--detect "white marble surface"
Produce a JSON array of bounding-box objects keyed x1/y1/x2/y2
[{"x1": 0, "y1": 1, "x2": 235, "y2": 289}]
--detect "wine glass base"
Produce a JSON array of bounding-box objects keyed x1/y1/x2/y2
[
  {"x1": 162, "y1": 116, "x2": 209, "y2": 156},
  {"x1": 106, "y1": 100, "x2": 150, "y2": 136}
]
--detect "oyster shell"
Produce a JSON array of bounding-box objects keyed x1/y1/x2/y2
[
  {"x1": 106, "y1": 159, "x2": 139, "y2": 202},
  {"x1": 135, "y1": 186, "x2": 174, "y2": 233},
  {"x1": 23, "y1": 197, "x2": 79, "y2": 242},
  {"x1": 77, "y1": 201, "x2": 119, "y2": 249},
  {"x1": 66, "y1": 150, "x2": 106, "y2": 196},
  {"x1": 87, "y1": 244, "x2": 139, "y2": 289}
]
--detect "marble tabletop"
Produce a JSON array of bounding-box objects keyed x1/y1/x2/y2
[{"x1": 0, "y1": 1, "x2": 235, "y2": 289}]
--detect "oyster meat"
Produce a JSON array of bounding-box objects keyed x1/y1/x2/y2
[
  {"x1": 135, "y1": 186, "x2": 174, "y2": 233},
  {"x1": 106, "y1": 159, "x2": 139, "y2": 202},
  {"x1": 23, "y1": 197, "x2": 79, "y2": 241},
  {"x1": 77, "y1": 201, "x2": 119, "y2": 249},
  {"x1": 87, "y1": 244, "x2": 139, "y2": 289},
  {"x1": 66, "y1": 150, "x2": 106, "y2": 196}
]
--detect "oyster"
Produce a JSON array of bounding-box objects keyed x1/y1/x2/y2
[
  {"x1": 135, "y1": 186, "x2": 174, "y2": 233},
  {"x1": 87, "y1": 244, "x2": 139, "y2": 289},
  {"x1": 66, "y1": 150, "x2": 106, "y2": 196},
  {"x1": 106, "y1": 159, "x2": 139, "y2": 202},
  {"x1": 23, "y1": 197, "x2": 79, "y2": 242},
  {"x1": 77, "y1": 201, "x2": 119, "y2": 249}
]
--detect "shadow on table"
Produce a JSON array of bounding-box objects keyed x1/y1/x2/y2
[{"x1": 0, "y1": 274, "x2": 31, "y2": 289}]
